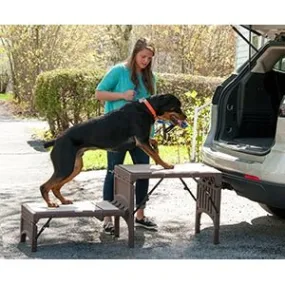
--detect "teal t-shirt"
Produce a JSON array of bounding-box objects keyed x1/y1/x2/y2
[{"x1": 96, "y1": 63, "x2": 156, "y2": 114}]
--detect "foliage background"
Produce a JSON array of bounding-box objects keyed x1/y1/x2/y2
[{"x1": 0, "y1": 25, "x2": 235, "y2": 112}]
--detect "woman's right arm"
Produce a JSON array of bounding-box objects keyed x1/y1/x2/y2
[
  {"x1": 95, "y1": 90, "x2": 135, "y2": 102},
  {"x1": 95, "y1": 65, "x2": 135, "y2": 102},
  {"x1": 95, "y1": 90, "x2": 125, "y2": 101}
]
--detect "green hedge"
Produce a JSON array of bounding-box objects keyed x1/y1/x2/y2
[
  {"x1": 156, "y1": 72, "x2": 223, "y2": 99},
  {"x1": 35, "y1": 68, "x2": 105, "y2": 135},
  {"x1": 34, "y1": 68, "x2": 224, "y2": 137}
]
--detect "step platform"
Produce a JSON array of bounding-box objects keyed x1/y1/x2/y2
[{"x1": 20, "y1": 200, "x2": 127, "y2": 252}]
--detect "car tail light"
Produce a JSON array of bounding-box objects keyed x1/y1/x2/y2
[
  {"x1": 244, "y1": 174, "x2": 260, "y2": 181},
  {"x1": 279, "y1": 95, "x2": 285, "y2": 117}
]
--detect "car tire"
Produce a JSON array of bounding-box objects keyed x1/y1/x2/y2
[{"x1": 259, "y1": 203, "x2": 285, "y2": 219}]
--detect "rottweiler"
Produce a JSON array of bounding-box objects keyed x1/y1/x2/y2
[{"x1": 40, "y1": 93, "x2": 187, "y2": 207}]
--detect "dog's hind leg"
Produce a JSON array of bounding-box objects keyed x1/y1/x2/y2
[
  {"x1": 40, "y1": 174, "x2": 60, "y2": 207},
  {"x1": 51, "y1": 153, "x2": 84, "y2": 205},
  {"x1": 40, "y1": 139, "x2": 78, "y2": 207}
]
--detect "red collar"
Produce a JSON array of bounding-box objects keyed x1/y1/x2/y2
[{"x1": 140, "y1": 99, "x2": 157, "y2": 119}]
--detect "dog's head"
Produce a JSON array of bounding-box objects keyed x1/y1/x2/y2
[{"x1": 149, "y1": 94, "x2": 187, "y2": 127}]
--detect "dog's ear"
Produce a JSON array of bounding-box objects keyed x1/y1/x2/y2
[{"x1": 150, "y1": 94, "x2": 181, "y2": 115}]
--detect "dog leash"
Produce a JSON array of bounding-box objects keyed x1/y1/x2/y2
[
  {"x1": 139, "y1": 98, "x2": 157, "y2": 119},
  {"x1": 134, "y1": 86, "x2": 157, "y2": 119}
]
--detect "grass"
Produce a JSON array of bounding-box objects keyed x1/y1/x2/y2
[
  {"x1": 82, "y1": 145, "x2": 190, "y2": 171},
  {"x1": 0, "y1": 93, "x2": 13, "y2": 101}
]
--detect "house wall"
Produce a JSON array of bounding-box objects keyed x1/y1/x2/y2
[
  {"x1": 235, "y1": 27, "x2": 250, "y2": 70},
  {"x1": 235, "y1": 26, "x2": 266, "y2": 70}
]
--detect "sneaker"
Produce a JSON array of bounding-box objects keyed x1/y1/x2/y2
[
  {"x1": 135, "y1": 217, "x2": 158, "y2": 230},
  {"x1": 103, "y1": 222, "x2": 114, "y2": 235}
]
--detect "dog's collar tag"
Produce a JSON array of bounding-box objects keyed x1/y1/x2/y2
[{"x1": 140, "y1": 98, "x2": 157, "y2": 119}]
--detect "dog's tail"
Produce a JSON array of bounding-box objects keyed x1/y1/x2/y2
[{"x1": 43, "y1": 139, "x2": 56, "y2": 148}]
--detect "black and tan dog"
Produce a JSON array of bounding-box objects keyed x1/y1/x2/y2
[{"x1": 40, "y1": 94, "x2": 187, "y2": 207}]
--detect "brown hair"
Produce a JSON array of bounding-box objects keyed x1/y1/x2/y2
[{"x1": 127, "y1": 38, "x2": 156, "y2": 95}]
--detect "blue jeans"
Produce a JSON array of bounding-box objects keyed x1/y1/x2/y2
[{"x1": 103, "y1": 147, "x2": 149, "y2": 209}]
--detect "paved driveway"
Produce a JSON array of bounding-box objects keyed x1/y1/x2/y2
[{"x1": 1, "y1": 101, "x2": 285, "y2": 259}]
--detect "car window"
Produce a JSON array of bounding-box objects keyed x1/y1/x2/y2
[
  {"x1": 251, "y1": 35, "x2": 260, "y2": 54},
  {"x1": 274, "y1": 57, "x2": 285, "y2": 72}
]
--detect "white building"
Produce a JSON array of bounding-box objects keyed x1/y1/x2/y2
[{"x1": 235, "y1": 26, "x2": 267, "y2": 70}]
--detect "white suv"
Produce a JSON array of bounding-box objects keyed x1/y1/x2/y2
[{"x1": 202, "y1": 25, "x2": 285, "y2": 218}]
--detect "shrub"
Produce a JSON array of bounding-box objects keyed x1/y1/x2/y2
[{"x1": 35, "y1": 68, "x2": 104, "y2": 135}]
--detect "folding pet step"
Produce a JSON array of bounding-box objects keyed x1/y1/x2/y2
[
  {"x1": 114, "y1": 163, "x2": 223, "y2": 247},
  {"x1": 20, "y1": 163, "x2": 223, "y2": 252},
  {"x1": 20, "y1": 200, "x2": 127, "y2": 252}
]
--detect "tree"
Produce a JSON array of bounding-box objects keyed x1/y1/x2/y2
[
  {"x1": 0, "y1": 25, "x2": 102, "y2": 112},
  {"x1": 132, "y1": 25, "x2": 235, "y2": 77},
  {"x1": 0, "y1": 25, "x2": 235, "y2": 114}
]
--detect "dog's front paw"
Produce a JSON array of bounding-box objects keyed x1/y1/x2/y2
[{"x1": 163, "y1": 163, "x2": 174, "y2": 169}]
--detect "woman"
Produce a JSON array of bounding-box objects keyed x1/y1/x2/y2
[{"x1": 95, "y1": 38, "x2": 157, "y2": 234}]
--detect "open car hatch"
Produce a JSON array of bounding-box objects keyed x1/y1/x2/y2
[{"x1": 241, "y1": 25, "x2": 285, "y2": 39}]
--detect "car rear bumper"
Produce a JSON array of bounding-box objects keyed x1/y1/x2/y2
[
  {"x1": 221, "y1": 169, "x2": 285, "y2": 208},
  {"x1": 202, "y1": 146, "x2": 285, "y2": 208}
]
